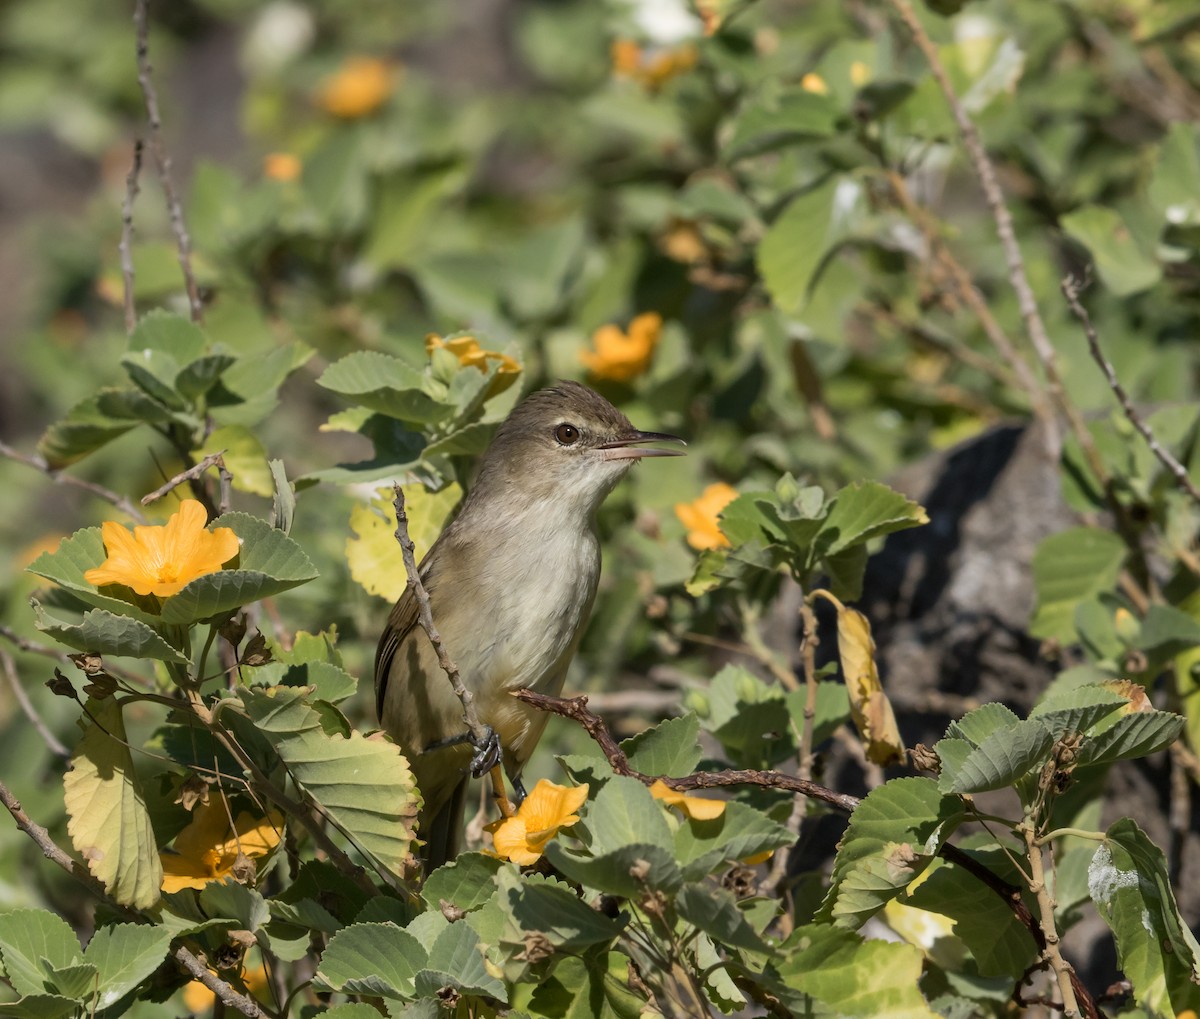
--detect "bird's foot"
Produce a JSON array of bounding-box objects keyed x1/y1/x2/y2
[{"x1": 468, "y1": 725, "x2": 503, "y2": 778}]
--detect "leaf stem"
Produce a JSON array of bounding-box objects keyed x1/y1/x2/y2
[{"x1": 1035, "y1": 827, "x2": 1106, "y2": 847}]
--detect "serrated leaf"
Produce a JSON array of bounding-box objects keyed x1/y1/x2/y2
[
  {"x1": 238, "y1": 687, "x2": 420, "y2": 873},
  {"x1": 0, "y1": 995, "x2": 79, "y2": 1018},
  {"x1": 416, "y1": 920, "x2": 506, "y2": 1000},
  {"x1": 945, "y1": 703, "x2": 1021, "y2": 746},
  {"x1": 497, "y1": 871, "x2": 623, "y2": 951},
  {"x1": 0, "y1": 909, "x2": 81, "y2": 997},
  {"x1": 1078, "y1": 709, "x2": 1183, "y2": 767},
  {"x1": 759, "y1": 177, "x2": 865, "y2": 313},
  {"x1": 823, "y1": 777, "x2": 964, "y2": 928},
  {"x1": 1089, "y1": 818, "x2": 1200, "y2": 1015},
  {"x1": 420, "y1": 852, "x2": 506, "y2": 913},
  {"x1": 940, "y1": 718, "x2": 1055, "y2": 794},
  {"x1": 81, "y1": 923, "x2": 173, "y2": 1010},
  {"x1": 674, "y1": 801, "x2": 795, "y2": 881},
  {"x1": 583, "y1": 775, "x2": 673, "y2": 854},
  {"x1": 64, "y1": 698, "x2": 163, "y2": 909},
  {"x1": 33, "y1": 602, "x2": 187, "y2": 662},
  {"x1": 724, "y1": 89, "x2": 839, "y2": 161},
  {"x1": 775, "y1": 925, "x2": 940, "y2": 1018},
  {"x1": 676, "y1": 883, "x2": 771, "y2": 953},
  {"x1": 318, "y1": 351, "x2": 450, "y2": 423},
  {"x1": 621, "y1": 714, "x2": 702, "y2": 776},
  {"x1": 43, "y1": 961, "x2": 98, "y2": 1000},
  {"x1": 37, "y1": 394, "x2": 140, "y2": 469},
  {"x1": 347, "y1": 483, "x2": 461, "y2": 602},
  {"x1": 819, "y1": 482, "x2": 929, "y2": 556},
  {"x1": 314, "y1": 922, "x2": 427, "y2": 998},
  {"x1": 544, "y1": 842, "x2": 683, "y2": 898},
  {"x1": 1030, "y1": 528, "x2": 1127, "y2": 642},
  {"x1": 158, "y1": 512, "x2": 318, "y2": 624}
]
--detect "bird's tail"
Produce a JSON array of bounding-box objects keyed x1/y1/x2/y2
[{"x1": 418, "y1": 774, "x2": 468, "y2": 872}]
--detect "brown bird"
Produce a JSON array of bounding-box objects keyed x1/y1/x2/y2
[{"x1": 375, "y1": 380, "x2": 684, "y2": 869}]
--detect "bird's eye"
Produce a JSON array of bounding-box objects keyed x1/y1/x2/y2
[{"x1": 555, "y1": 423, "x2": 580, "y2": 445}]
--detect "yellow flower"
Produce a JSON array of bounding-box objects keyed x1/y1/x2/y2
[
  {"x1": 315, "y1": 56, "x2": 398, "y2": 118},
  {"x1": 675, "y1": 482, "x2": 739, "y2": 551},
  {"x1": 263, "y1": 152, "x2": 301, "y2": 182},
  {"x1": 649, "y1": 779, "x2": 726, "y2": 821},
  {"x1": 183, "y1": 963, "x2": 269, "y2": 1014},
  {"x1": 611, "y1": 39, "x2": 697, "y2": 90},
  {"x1": 659, "y1": 220, "x2": 708, "y2": 264},
  {"x1": 426, "y1": 333, "x2": 520, "y2": 377},
  {"x1": 801, "y1": 72, "x2": 828, "y2": 95},
  {"x1": 160, "y1": 795, "x2": 283, "y2": 893},
  {"x1": 611, "y1": 39, "x2": 643, "y2": 77},
  {"x1": 488, "y1": 780, "x2": 589, "y2": 866},
  {"x1": 84, "y1": 500, "x2": 240, "y2": 598},
  {"x1": 581, "y1": 312, "x2": 663, "y2": 382}
]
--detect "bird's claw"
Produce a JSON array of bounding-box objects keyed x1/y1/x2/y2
[{"x1": 468, "y1": 725, "x2": 503, "y2": 778}]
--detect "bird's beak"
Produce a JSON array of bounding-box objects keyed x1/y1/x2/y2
[{"x1": 598, "y1": 430, "x2": 687, "y2": 461}]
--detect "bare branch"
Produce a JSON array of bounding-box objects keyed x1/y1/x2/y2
[
  {"x1": 132, "y1": 0, "x2": 203, "y2": 323},
  {"x1": 0, "y1": 440, "x2": 148, "y2": 523},
  {"x1": 0, "y1": 648, "x2": 68, "y2": 758},
  {"x1": 390, "y1": 483, "x2": 490, "y2": 748},
  {"x1": 0, "y1": 776, "x2": 267, "y2": 1018},
  {"x1": 119, "y1": 138, "x2": 144, "y2": 335},
  {"x1": 141, "y1": 450, "x2": 227, "y2": 506},
  {"x1": 1062, "y1": 275, "x2": 1200, "y2": 508}
]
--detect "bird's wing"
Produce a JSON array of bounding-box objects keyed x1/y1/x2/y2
[{"x1": 373, "y1": 583, "x2": 422, "y2": 722}]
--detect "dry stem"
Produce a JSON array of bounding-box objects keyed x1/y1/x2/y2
[
  {"x1": 1023, "y1": 822, "x2": 1082, "y2": 1017},
  {"x1": 141, "y1": 450, "x2": 228, "y2": 506},
  {"x1": 0, "y1": 440, "x2": 148, "y2": 523},
  {"x1": 119, "y1": 138, "x2": 143, "y2": 334}
]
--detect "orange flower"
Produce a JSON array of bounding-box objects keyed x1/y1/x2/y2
[
  {"x1": 183, "y1": 963, "x2": 269, "y2": 1014},
  {"x1": 649, "y1": 779, "x2": 726, "y2": 821},
  {"x1": 611, "y1": 39, "x2": 697, "y2": 90},
  {"x1": 488, "y1": 780, "x2": 589, "y2": 866},
  {"x1": 84, "y1": 500, "x2": 240, "y2": 598},
  {"x1": 160, "y1": 794, "x2": 283, "y2": 893},
  {"x1": 801, "y1": 72, "x2": 828, "y2": 95},
  {"x1": 581, "y1": 312, "x2": 663, "y2": 382},
  {"x1": 426, "y1": 333, "x2": 520, "y2": 377},
  {"x1": 263, "y1": 152, "x2": 301, "y2": 182},
  {"x1": 675, "y1": 482, "x2": 738, "y2": 551},
  {"x1": 315, "y1": 56, "x2": 398, "y2": 118}
]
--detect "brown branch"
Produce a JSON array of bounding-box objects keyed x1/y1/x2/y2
[
  {"x1": 0, "y1": 647, "x2": 68, "y2": 758},
  {"x1": 884, "y1": 0, "x2": 1104, "y2": 472},
  {"x1": 132, "y1": 0, "x2": 203, "y2": 323},
  {"x1": 512, "y1": 688, "x2": 860, "y2": 812},
  {"x1": 1062, "y1": 275, "x2": 1200, "y2": 508},
  {"x1": 520, "y1": 686, "x2": 1103, "y2": 1017},
  {"x1": 0, "y1": 776, "x2": 266, "y2": 1018},
  {"x1": 0, "y1": 440, "x2": 149, "y2": 523},
  {"x1": 141, "y1": 450, "x2": 226, "y2": 506},
  {"x1": 1023, "y1": 822, "x2": 1084, "y2": 1017},
  {"x1": 391, "y1": 484, "x2": 490, "y2": 749},
  {"x1": 119, "y1": 138, "x2": 143, "y2": 335}
]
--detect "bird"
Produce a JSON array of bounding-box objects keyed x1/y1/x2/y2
[{"x1": 375, "y1": 380, "x2": 685, "y2": 870}]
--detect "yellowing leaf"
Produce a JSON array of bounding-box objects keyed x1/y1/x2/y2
[
  {"x1": 837, "y1": 605, "x2": 905, "y2": 767},
  {"x1": 64, "y1": 698, "x2": 163, "y2": 909},
  {"x1": 346, "y1": 483, "x2": 461, "y2": 602},
  {"x1": 195, "y1": 425, "x2": 273, "y2": 497}
]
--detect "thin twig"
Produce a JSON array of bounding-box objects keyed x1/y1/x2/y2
[
  {"x1": 0, "y1": 441, "x2": 148, "y2": 523},
  {"x1": 119, "y1": 138, "x2": 144, "y2": 335},
  {"x1": 1022, "y1": 822, "x2": 1082, "y2": 1017},
  {"x1": 140, "y1": 450, "x2": 226, "y2": 506},
  {"x1": 0, "y1": 648, "x2": 69, "y2": 758},
  {"x1": 391, "y1": 484, "x2": 490, "y2": 749},
  {"x1": 885, "y1": 0, "x2": 1102, "y2": 469},
  {"x1": 0, "y1": 776, "x2": 266, "y2": 1018},
  {"x1": 132, "y1": 0, "x2": 203, "y2": 323},
  {"x1": 1062, "y1": 275, "x2": 1200, "y2": 508}
]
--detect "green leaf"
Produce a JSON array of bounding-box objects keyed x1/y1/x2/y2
[
  {"x1": 673, "y1": 801, "x2": 795, "y2": 881},
  {"x1": 1089, "y1": 818, "x2": 1200, "y2": 1015},
  {"x1": 621, "y1": 714, "x2": 702, "y2": 777},
  {"x1": 314, "y1": 922, "x2": 427, "y2": 999},
  {"x1": 176, "y1": 354, "x2": 235, "y2": 400},
  {"x1": 544, "y1": 842, "x2": 683, "y2": 898},
  {"x1": 775, "y1": 924, "x2": 940, "y2": 1018},
  {"x1": 33, "y1": 603, "x2": 187, "y2": 662},
  {"x1": 1030, "y1": 528, "x2": 1127, "y2": 642},
  {"x1": 416, "y1": 920, "x2": 506, "y2": 1001},
  {"x1": 26, "y1": 528, "x2": 162, "y2": 625},
  {"x1": 313, "y1": 1006, "x2": 386, "y2": 1019},
  {"x1": 583, "y1": 775, "x2": 673, "y2": 855},
  {"x1": 688, "y1": 665, "x2": 795, "y2": 769},
  {"x1": 0, "y1": 909, "x2": 81, "y2": 998},
  {"x1": 238, "y1": 687, "x2": 421, "y2": 873},
  {"x1": 823, "y1": 777, "x2": 963, "y2": 928},
  {"x1": 939, "y1": 718, "x2": 1054, "y2": 794},
  {"x1": 818, "y1": 481, "x2": 929, "y2": 556},
  {"x1": 270, "y1": 459, "x2": 296, "y2": 534},
  {"x1": 1061, "y1": 204, "x2": 1162, "y2": 297},
  {"x1": 1078, "y1": 709, "x2": 1183, "y2": 767},
  {"x1": 95, "y1": 387, "x2": 173, "y2": 424},
  {"x1": 421, "y1": 852, "x2": 506, "y2": 913},
  {"x1": 945, "y1": 703, "x2": 1021, "y2": 746},
  {"x1": 675, "y1": 883, "x2": 771, "y2": 953},
  {"x1": 0, "y1": 996, "x2": 79, "y2": 1018},
  {"x1": 63, "y1": 698, "x2": 163, "y2": 909},
  {"x1": 81, "y1": 923, "x2": 173, "y2": 1011},
  {"x1": 759, "y1": 177, "x2": 866, "y2": 313},
  {"x1": 129, "y1": 309, "x2": 208, "y2": 363},
  {"x1": 724, "y1": 90, "x2": 839, "y2": 161},
  {"x1": 195, "y1": 425, "x2": 272, "y2": 497},
  {"x1": 498, "y1": 871, "x2": 622, "y2": 952},
  {"x1": 1149, "y1": 122, "x2": 1200, "y2": 227},
  {"x1": 318, "y1": 352, "x2": 450, "y2": 423},
  {"x1": 42, "y1": 962, "x2": 98, "y2": 1000},
  {"x1": 37, "y1": 394, "x2": 140, "y2": 469},
  {"x1": 158, "y1": 512, "x2": 318, "y2": 624}
]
